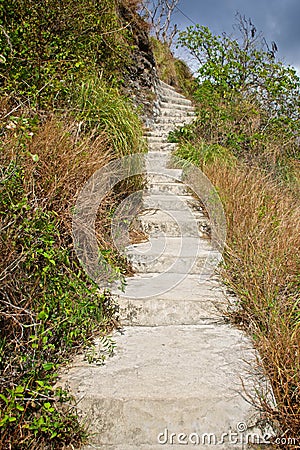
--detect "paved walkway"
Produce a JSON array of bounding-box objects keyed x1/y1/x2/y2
[{"x1": 61, "y1": 81, "x2": 267, "y2": 449}]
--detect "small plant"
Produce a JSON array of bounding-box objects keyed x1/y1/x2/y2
[{"x1": 85, "y1": 335, "x2": 117, "y2": 365}]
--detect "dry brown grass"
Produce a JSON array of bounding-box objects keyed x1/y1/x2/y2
[
  {"x1": 0, "y1": 103, "x2": 141, "y2": 446},
  {"x1": 203, "y1": 161, "x2": 300, "y2": 444}
]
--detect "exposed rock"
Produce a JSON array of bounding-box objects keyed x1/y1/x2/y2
[{"x1": 117, "y1": 3, "x2": 159, "y2": 126}]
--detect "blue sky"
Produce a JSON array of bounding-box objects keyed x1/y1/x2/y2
[{"x1": 171, "y1": 0, "x2": 300, "y2": 71}]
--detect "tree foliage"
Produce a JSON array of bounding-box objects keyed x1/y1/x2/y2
[{"x1": 178, "y1": 14, "x2": 300, "y2": 122}]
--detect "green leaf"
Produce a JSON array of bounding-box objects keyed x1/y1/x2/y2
[
  {"x1": 15, "y1": 385, "x2": 24, "y2": 394},
  {"x1": 30, "y1": 153, "x2": 39, "y2": 162},
  {"x1": 38, "y1": 310, "x2": 48, "y2": 320},
  {"x1": 42, "y1": 362, "x2": 55, "y2": 371}
]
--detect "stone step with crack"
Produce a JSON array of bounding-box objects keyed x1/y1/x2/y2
[
  {"x1": 157, "y1": 107, "x2": 195, "y2": 116},
  {"x1": 127, "y1": 236, "x2": 212, "y2": 255},
  {"x1": 156, "y1": 101, "x2": 195, "y2": 112},
  {"x1": 146, "y1": 180, "x2": 192, "y2": 196},
  {"x1": 146, "y1": 142, "x2": 176, "y2": 152},
  {"x1": 146, "y1": 132, "x2": 174, "y2": 141},
  {"x1": 158, "y1": 86, "x2": 193, "y2": 100},
  {"x1": 159, "y1": 79, "x2": 178, "y2": 90},
  {"x1": 146, "y1": 136, "x2": 168, "y2": 143},
  {"x1": 147, "y1": 130, "x2": 176, "y2": 138},
  {"x1": 159, "y1": 108, "x2": 195, "y2": 118},
  {"x1": 154, "y1": 116, "x2": 193, "y2": 125},
  {"x1": 144, "y1": 152, "x2": 179, "y2": 171}
]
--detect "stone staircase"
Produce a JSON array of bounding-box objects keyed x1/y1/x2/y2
[{"x1": 60, "y1": 81, "x2": 267, "y2": 449}]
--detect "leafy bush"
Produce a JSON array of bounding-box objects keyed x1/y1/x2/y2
[{"x1": 177, "y1": 15, "x2": 300, "y2": 179}]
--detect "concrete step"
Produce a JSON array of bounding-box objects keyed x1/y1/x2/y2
[
  {"x1": 118, "y1": 297, "x2": 226, "y2": 326},
  {"x1": 154, "y1": 116, "x2": 193, "y2": 125},
  {"x1": 83, "y1": 446, "x2": 233, "y2": 450},
  {"x1": 147, "y1": 131, "x2": 175, "y2": 138},
  {"x1": 127, "y1": 236, "x2": 212, "y2": 255},
  {"x1": 156, "y1": 100, "x2": 195, "y2": 111},
  {"x1": 159, "y1": 96, "x2": 193, "y2": 106},
  {"x1": 138, "y1": 208, "x2": 208, "y2": 238},
  {"x1": 64, "y1": 325, "x2": 260, "y2": 449},
  {"x1": 158, "y1": 87, "x2": 192, "y2": 101},
  {"x1": 147, "y1": 133, "x2": 173, "y2": 141},
  {"x1": 143, "y1": 193, "x2": 200, "y2": 211},
  {"x1": 159, "y1": 107, "x2": 195, "y2": 117},
  {"x1": 144, "y1": 153, "x2": 178, "y2": 172},
  {"x1": 59, "y1": 79, "x2": 269, "y2": 450},
  {"x1": 156, "y1": 111, "x2": 194, "y2": 120},
  {"x1": 115, "y1": 272, "x2": 223, "y2": 300},
  {"x1": 146, "y1": 136, "x2": 168, "y2": 143},
  {"x1": 126, "y1": 252, "x2": 220, "y2": 275},
  {"x1": 146, "y1": 180, "x2": 191, "y2": 196},
  {"x1": 147, "y1": 142, "x2": 176, "y2": 152},
  {"x1": 145, "y1": 170, "x2": 183, "y2": 184}
]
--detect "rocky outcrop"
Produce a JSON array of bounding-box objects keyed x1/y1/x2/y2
[{"x1": 118, "y1": 3, "x2": 159, "y2": 124}]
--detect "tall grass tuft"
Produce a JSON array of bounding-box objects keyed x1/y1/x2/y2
[
  {"x1": 71, "y1": 76, "x2": 147, "y2": 157},
  {"x1": 207, "y1": 162, "x2": 300, "y2": 443}
]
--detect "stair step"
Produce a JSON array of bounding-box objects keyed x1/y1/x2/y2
[
  {"x1": 138, "y1": 208, "x2": 208, "y2": 238},
  {"x1": 156, "y1": 101, "x2": 195, "y2": 112},
  {"x1": 157, "y1": 108, "x2": 195, "y2": 117},
  {"x1": 64, "y1": 325, "x2": 259, "y2": 449},
  {"x1": 83, "y1": 445, "x2": 233, "y2": 450},
  {"x1": 143, "y1": 193, "x2": 200, "y2": 211},
  {"x1": 159, "y1": 79, "x2": 178, "y2": 91},
  {"x1": 158, "y1": 87, "x2": 192, "y2": 100},
  {"x1": 146, "y1": 142, "x2": 176, "y2": 152},
  {"x1": 159, "y1": 95, "x2": 193, "y2": 106},
  {"x1": 126, "y1": 252, "x2": 220, "y2": 275},
  {"x1": 146, "y1": 181, "x2": 191, "y2": 196},
  {"x1": 154, "y1": 116, "x2": 193, "y2": 125},
  {"x1": 58, "y1": 80, "x2": 267, "y2": 450},
  {"x1": 118, "y1": 297, "x2": 225, "y2": 326}
]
